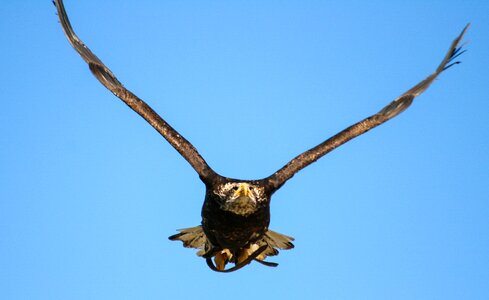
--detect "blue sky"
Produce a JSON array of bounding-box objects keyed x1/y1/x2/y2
[{"x1": 1, "y1": 1, "x2": 488, "y2": 299}]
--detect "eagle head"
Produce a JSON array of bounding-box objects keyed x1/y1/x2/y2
[{"x1": 215, "y1": 182, "x2": 266, "y2": 216}]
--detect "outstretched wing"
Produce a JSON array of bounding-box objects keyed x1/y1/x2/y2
[
  {"x1": 54, "y1": 0, "x2": 218, "y2": 183},
  {"x1": 264, "y1": 24, "x2": 469, "y2": 192}
]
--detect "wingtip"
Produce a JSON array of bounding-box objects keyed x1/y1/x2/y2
[
  {"x1": 454, "y1": 23, "x2": 470, "y2": 47},
  {"x1": 458, "y1": 23, "x2": 470, "y2": 42}
]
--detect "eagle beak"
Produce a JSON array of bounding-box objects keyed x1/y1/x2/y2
[{"x1": 234, "y1": 183, "x2": 251, "y2": 198}]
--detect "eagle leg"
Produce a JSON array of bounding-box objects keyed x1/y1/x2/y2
[{"x1": 206, "y1": 245, "x2": 270, "y2": 273}]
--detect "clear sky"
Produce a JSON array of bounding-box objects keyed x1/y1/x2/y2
[{"x1": 1, "y1": 1, "x2": 488, "y2": 299}]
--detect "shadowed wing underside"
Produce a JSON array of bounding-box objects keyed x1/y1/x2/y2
[
  {"x1": 54, "y1": 0, "x2": 468, "y2": 190},
  {"x1": 263, "y1": 24, "x2": 469, "y2": 192},
  {"x1": 53, "y1": 0, "x2": 218, "y2": 183}
]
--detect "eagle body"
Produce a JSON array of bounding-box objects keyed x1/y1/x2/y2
[
  {"x1": 170, "y1": 181, "x2": 294, "y2": 271},
  {"x1": 201, "y1": 182, "x2": 271, "y2": 252}
]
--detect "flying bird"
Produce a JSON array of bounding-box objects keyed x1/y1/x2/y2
[{"x1": 54, "y1": 0, "x2": 468, "y2": 272}]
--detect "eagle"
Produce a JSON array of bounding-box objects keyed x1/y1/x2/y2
[{"x1": 54, "y1": 0, "x2": 468, "y2": 272}]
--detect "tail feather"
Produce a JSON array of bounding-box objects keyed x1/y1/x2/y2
[
  {"x1": 265, "y1": 230, "x2": 295, "y2": 250},
  {"x1": 253, "y1": 229, "x2": 295, "y2": 259},
  {"x1": 169, "y1": 226, "x2": 209, "y2": 256},
  {"x1": 169, "y1": 226, "x2": 295, "y2": 269}
]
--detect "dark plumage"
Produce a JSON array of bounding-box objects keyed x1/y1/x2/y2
[{"x1": 54, "y1": 0, "x2": 468, "y2": 272}]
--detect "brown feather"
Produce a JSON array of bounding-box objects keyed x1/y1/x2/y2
[
  {"x1": 264, "y1": 24, "x2": 469, "y2": 192},
  {"x1": 53, "y1": 0, "x2": 218, "y2": 184}
]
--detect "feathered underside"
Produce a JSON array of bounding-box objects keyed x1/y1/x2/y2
[
  {"x1": 262, "y1": 23, "x2": 469, "y2": 192},
  {"x1": 169, "y1": 226, "x2": 294, "y2": 272}
]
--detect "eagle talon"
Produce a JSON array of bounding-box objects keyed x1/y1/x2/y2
[
  {"x1": 214, "y1": 249, "x2": 232, "y2": 271},
  {"x1": 254, "y1": 259, "x2": 279, "y2": 267},
  {"x1": 206, "y1": 245, "x2": 270, "y2": 273}
]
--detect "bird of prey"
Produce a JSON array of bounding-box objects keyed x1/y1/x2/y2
[{"x1": 54, "y1": 0, "x2": 468, "y2": 272}]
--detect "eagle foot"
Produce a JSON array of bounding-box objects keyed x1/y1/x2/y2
[{"x1": 206, "y1": 245, "x2": 277, "y2": 273}]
